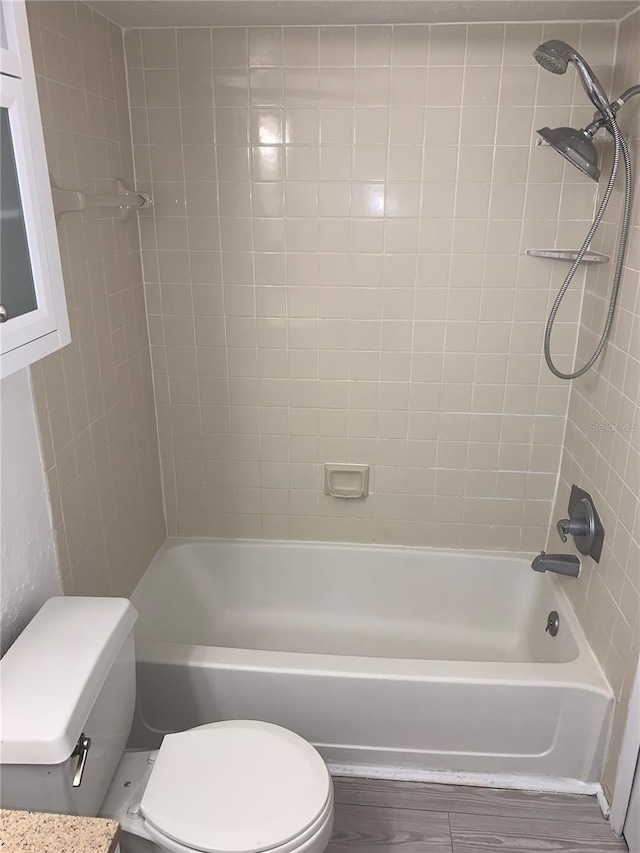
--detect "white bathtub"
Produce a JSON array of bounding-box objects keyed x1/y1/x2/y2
[{"x1": 129, "y1": 539, "x2": 612, "y2": 787}]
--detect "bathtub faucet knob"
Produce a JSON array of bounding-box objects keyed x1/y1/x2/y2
[
  {"x1": 556, "y1": 517, "x2": 589, "y2": 542},
  {"x1": 557, "y1": 520, "x2": 568, "y2": 542}
]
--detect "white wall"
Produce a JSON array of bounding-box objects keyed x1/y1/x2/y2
[{"x1": 0, "y1": 368, "x2": 61, "y2": 656}]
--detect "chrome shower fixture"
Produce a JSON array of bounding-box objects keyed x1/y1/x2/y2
[
  {"x1": 532, "y1": 40, "x2": 640, "y2": 380},
  {"x1": 535, "y1": 86, "x2": 640, "y2": 183},
  {"x1": 533, "y1": 40, "x2": 612, "y2": 117},
  {"x1": 533, "y1": 38, "x2": 640, "y2": 183},
  {"x1": 536, "y1": 125, "x2": 600, "y2": 181},
  {"x1": 533, "y1": 39, "x2": 614, "y2": 183}
]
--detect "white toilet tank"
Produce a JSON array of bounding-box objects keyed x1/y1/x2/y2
[{"x1": 0, "y1": 597, "x2": 138, "y2": 817}]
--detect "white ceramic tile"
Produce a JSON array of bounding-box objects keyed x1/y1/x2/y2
[
  {"x1": 249, "y1": 27, "x2": 283, "y2": 67},
  {"x1": 177, "y1": 29, "x2": 213, "y2": 68},
  {"x1": 355, "y1": 26, "x2": 392, "y2": 67},
  {"x1": 319, "y1": 27, "x2": 355, "y2": 67},
  {"x1": 391, "y1": 25, "x2": 429, "y2": 66},
  {"x1": 213, "y1": 28, "x2": 248, "y2": 67},
  {"x1": 284, "y1": 27, "x2": 319, "y2": 67}
]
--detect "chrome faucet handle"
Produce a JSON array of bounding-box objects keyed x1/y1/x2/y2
[{"x1": 557, "y1": 516, "x2": 590, "y2": 543}]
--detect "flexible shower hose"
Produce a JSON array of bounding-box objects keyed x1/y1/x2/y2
[{"x1": 543, "y1": 113, "x2": 633, "y2": 379}]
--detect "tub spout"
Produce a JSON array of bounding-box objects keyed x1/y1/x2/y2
[{"x1": 531, "y1": 551, "x2": 581, "y2": 577}]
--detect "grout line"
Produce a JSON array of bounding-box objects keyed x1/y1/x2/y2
[
  {"x1": 123, "y1": 27, "x2": 173, "y2": 538},
  {"x1": 174, "y1": 25, "x2": 204, "y2": 537}
]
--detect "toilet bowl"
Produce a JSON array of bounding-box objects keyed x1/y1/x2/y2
[
  {"x1": 102, "y1": 720, "x2": 334, "y2": 853},
  {"x1": 0, "y1": 597, "x2": 335, "y2": 853}
]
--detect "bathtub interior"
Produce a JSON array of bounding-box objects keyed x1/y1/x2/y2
[{"x1": 132, "y1": 540, "x2": 578, "y2": 664}]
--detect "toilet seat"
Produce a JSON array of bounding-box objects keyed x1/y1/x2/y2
[
  {"x1": 139, "y1": 720, "x2": 333, "y2": 853},
  {"x1": 142, "y1": 788, "x2": 334, "y2": 853}
]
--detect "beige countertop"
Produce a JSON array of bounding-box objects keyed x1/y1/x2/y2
[{"x1": 0, "y1": 809, "x2": 120, "y2": 853}]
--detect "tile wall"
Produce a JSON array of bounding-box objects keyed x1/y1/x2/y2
[
  {"x1": 126, "y1": 21, "x2": 617, "y2": 548},
  {"x1": 549, "y1": 7, "x2": 640, "y2": 797},
  {"x1": 26, "y1": 1, "x2": 165, "y2": 596}
]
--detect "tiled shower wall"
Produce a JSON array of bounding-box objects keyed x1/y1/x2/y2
[
  {"x1": 26, "y1": 1, "x2": 165, "y2": 595},
  {"x1": 126, "y1": 22, "x2": 617, "y2": 549},
  {"x1": 550, "y1": 7, "x2": 640, "y2": 797}
]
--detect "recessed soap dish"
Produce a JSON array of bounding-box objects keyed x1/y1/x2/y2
[{"x1": 324, "y1": 464, "x2": 369, "y2": 499}]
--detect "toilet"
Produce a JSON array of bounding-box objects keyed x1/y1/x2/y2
[{"x1": 0, "y1": 597, "x2": 334, "y2": 853}]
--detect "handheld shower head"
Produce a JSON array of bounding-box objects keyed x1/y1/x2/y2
[
  {"x1": 532, "y1": 40, "x2": 570, "y2": 74},
  {"x1": 533, "y1": 40, "x2": 612, "y2": 117},
  {"x1": 537, "y1": 125, "x2": 600, "y2": 181}
]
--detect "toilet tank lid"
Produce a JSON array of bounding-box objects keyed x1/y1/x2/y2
[{"x1": 0, "y1": 597, "x2": 137, "y2": 766}]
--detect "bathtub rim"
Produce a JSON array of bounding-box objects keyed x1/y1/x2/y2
[{"x1": 143, "y1": 535, "x2": 562, "y2": 569}]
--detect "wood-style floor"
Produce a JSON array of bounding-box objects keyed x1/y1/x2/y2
[{"x1": 327, "y1": 777, "x2": 628, "y2": 852}]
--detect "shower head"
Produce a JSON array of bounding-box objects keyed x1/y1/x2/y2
[
  {"x1": 536, "y1": 125, "x2": 600, "y2": 181},
  {"x1": 533, "y1": 40, "x2": 612, "y2": 118},
  {"x1": 533, "y1": 39, "x2": 571, "y2": 74}
]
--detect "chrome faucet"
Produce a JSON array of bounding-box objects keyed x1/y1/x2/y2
[
  {"x1": 556, "y1": 484, "x2": 605, "y2": 562},
  {"x1": 531, "y1": 551, "x2": 581, "y2": 577}
]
